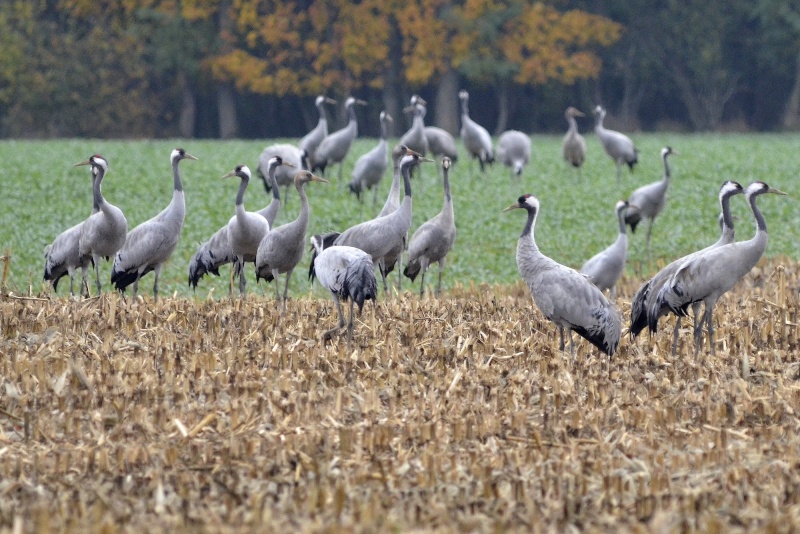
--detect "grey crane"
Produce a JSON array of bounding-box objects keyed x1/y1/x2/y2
[
  {"x1": 399, "y1": 98, "x2": 429, "y2": 156},
  {"x1": 349, "y1": 111, "x2": 393, "y2": 204},
  {"x1": 75, "y1": 154, "x2": 127, "y2": 296},
  {"x1": 298, "y1": 95, "x2": 336, "y2": 166},
  {"x1": 43, "y1": 163, "x2": 101, "y2": 295},
  {"x1": 309, "y1": 236, "x2": 378, "y2": 343},
  {"x1": 255, "y1": 170, "x2": 328, "y2": 310},
  {"x1": 312, "y1": 96, "x2": 367, "y2": 181},
  {"x1": 562, "y1": 107, "x2": 586, "y2": 171},
  {"x1": 256, "y1": 143, "x2": 306, "y2": 199},
  {"x1": 188, "y1": 156, "x2": 291, "y2": 290},
  {"x1": 111, "y1": 148, "x2": 197, "y2": 299},
  {"x1": 404, "y1": 157, "x2": 456, "y2": 296},
  {"x1": 459, "y1": 90, "x2": 494, "y2": 172},
  {"x1": 222, "y1": 164, "x2": 270, "y2": 297},
  {"x1": 497, "y1": 130, "x2": 531, "y2": 177},
  {"x1": 504, "y1": 194, "x2": 621, "y2": 356},
  {"x1": 334, "y1": 150, "x2": 432, "y2": 291},
  {"x1": 424, "y1": 126, "x2": 459, "y2": 163},
  {"x1": 652, "y1": 181, "x2": 786, "y2": 355},
  {"x1": 579, "y1": 199, "x2": 633, "y2": 301},
  {"x1": 629, "y1": 180, "x2": 744, "y2": 353},
  {"x1": 625, "y1": 147, "x2": 678, "y2": 252},
  {"x1": 593, "y1": 105, "x2": 638, "y2": 182}
]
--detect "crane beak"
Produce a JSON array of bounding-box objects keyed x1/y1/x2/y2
[
  {"x1": 419, "y1": 156, "x2": 435, "y2": 163},
  {"x1": 282, "y1": 161, "x2": 297, "y2": 168},
  {"x1": 325, "y1": 97, "x2": 337, "y2": 104},
  {"x1": 416, "y1": 96, "x2": 427, "y2": 105},
  {"x1": 385, "y1": 114, "x2": 393, "y2": 122},
  {"x1": 309, "y1": 173, "x2": 329, "y2": 184},
  {"x1": 355, "y1": 99, "x2": 368, "y2": 105},
  {"x1": 502, "y1": 202, "x2": 522, "y2": 212},
  {"x1": 73, "y1": 159, "x2": 92, "y2": 167},
  {"x1": 403, "y1": 105, "x2": 415, "y2": 113},
  {"x1": 769, "y1": 187, "x2": 788, "y2": 196},
  {"x1": 221, "y1": 170, "x2": 238, "y2": 179},
  {"x1": 184, "y1": 153, "x2": 198, "y2": 161},
  {"x1": 574, "y1": 109, "x2": 585, "y2": 117}
]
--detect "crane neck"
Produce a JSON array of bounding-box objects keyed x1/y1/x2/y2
[
  {"x1": 594, "y1": 113, "x2": 605, "y2": 132},
  {"x1": 294, "y1": 181, "x2": 311, "y2": 227},
  {"x1": 317, "y1": 102, "x2": 328, "y2": 124},
  {"x1": 269, "y1": 166, "x2": 280, "y2": 201},
  {"x1": 460, "y1": 99, "x2": 469, "y2": 119},
  {"x1": 720, "y1": 194, "x2": 735, "y2": 237},
  {"x1": 92, "y1": 165, "x2": 107, "y2": 211},
  {"x1": 662, "y1": 154, "x2": 672, "y2": 182},
  {"x1": 442, "y1": 168, "x2": 452, "y2": 206},
  {"x1": 520, "y1": 207, "x2": 538, "y2": 242},
  {"x1": 380, "y1": 118, "x2": 389, "y2": 140},
  {"x1": 617, "y1": 209, "x2": 627, "y2": 235},
  {"x1": 567, "y1": 115, "x2": 578, "y2": 133},
  {"x1": 235, "y1": 174, "x2": 249, "y2": 209},
  {"x1": 347, "y1": 103, "x2": 358, "y2": 125},
  {"x1": 401, "y1": 163, "x2": 413, "y2": 198},
  {"x1": 749, "y1": 193, "x2": 768, "y2": 234},
  {"x1": 172, "y1": 157, "x2": 184, "y2": 192}
]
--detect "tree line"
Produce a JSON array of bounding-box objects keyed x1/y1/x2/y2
[{"x1": 0, "y1": 0, "x2": 797, "y2": 139}]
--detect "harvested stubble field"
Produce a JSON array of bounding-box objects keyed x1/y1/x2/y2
[{"x1": 2, "y1": 257, "x2": 800, "y2": 532}]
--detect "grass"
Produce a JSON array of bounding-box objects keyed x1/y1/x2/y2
[{"x1": 1, "y1": 133, "x2": 798, "y2": 298}]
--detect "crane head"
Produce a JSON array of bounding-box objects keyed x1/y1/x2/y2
[
  {"x1": 503, "y1": 194, "x2": 539, "y2": 213},
  {"x1": 222, "y1": 165, "x2": 250, "y2": 180},
  {"x1": 172, "y1": 148, "x2": 198, "y2": 162}
]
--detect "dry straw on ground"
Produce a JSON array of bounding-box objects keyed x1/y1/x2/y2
[{"x1": 1, "y1": 258, "x2": 800, "y2": 532}]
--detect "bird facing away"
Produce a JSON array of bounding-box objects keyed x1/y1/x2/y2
[
  {"x1": 312, "y1": 96, "x2": 367, "y2": 181},
  {"x1": 629, "y1": 180, "x2": 744, "y2": 353},
  {"x1": 562, "y1": 107, "x2": 587, "y2": 171},
  {"x1": 579, "y1": 199, "x2": 632, "y2": 301},
  {"x1": 309, "y1": 235, "x2": 378, "y2": 343},
  {"x1": 399, "y1": 99, "x2": 429, "y2": 156},
  {"x1": 593, "y1": 105, "x2": 638, "y2": 182},
  {"x1": 43, "y1": 164, "x2": 100, "y2": 295},
  {"x1": 625, "y1": 146, "x2": 678, "y2": 251},
  {"x1": 404, "y1": 157, "x2": 457, "y2": 296},
  {"x1": 349, "y1": 111, "x2": 393, "y2": 205},
  {"x1": 299, "y1": 95, "x2": 336, "y2": 166},
  {"x1": 497, "y1": 130, "x2": 531, "y2": 177},
  {"x1": 255, "y1": 170, "x2": 328, "y2": 311},
  {"x1": 653, "y1": 181, "x2": 786, "y2": 356},
  {"x1": 256, "y1": 143, "x2": 306, "y2": 199},
  {"x1": 335, "y1": 150, "x2": 432, "y2": 292},
  {"x1": 188, "y1": 156, "x2": 291, "y2": 290},
  {"x1": 505, "y1": 194, "x2": 621, "y2": 357},
  {"x1": 459, "y1": 90, "x2": 494, "y2": 173},
  {"x1": 111, "y1": 148, "x2": 197, "y2": 299},
  {"x1": 223, "y1": 164, "x2": 270, "y2": 297},
  {"x1": 424, "y1": 126, "x2": 459, "y2": 163},
  {"x1": 75, "y1": 155, "x2": 127, "y2": 296}
]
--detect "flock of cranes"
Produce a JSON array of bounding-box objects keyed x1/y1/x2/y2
[{"x1": 42, "y1": 93, "x2": 786, "y2": 353}]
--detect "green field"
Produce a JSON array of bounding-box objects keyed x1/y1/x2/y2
[{"x1": 1, "y1": 134, "x2": 798, "y2": 299}]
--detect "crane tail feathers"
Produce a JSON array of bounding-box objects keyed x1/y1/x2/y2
[{"x1": 343, "y1": 258, "x2": 378, "y2": 312}]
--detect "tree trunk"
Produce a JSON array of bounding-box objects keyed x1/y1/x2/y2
[
  {"x1": 783, "y1": 50, "x2": 800, "y2": 130},
  {"x1": 178, "y1": 71, "x2": 196, "y2": 138},
  {"x1": 381, "y1": 15, "x2": 403, "y2": 137},
  {"x1": 434, "y1": 68, "x2": 459, "y2": 136},
  {"x1": 218, "y1": 83, "x2": 238, "y2": 139},
  {"x1": 494, "y1": 82, "x2": 508, "y2": 135},
  {"x1": 618, "y1": 45, "x2": 643, "y2": 130}
]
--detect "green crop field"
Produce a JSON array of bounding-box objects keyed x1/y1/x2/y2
[{"x1": 1, "y1": 134, "x2": 798, "y2": 299}]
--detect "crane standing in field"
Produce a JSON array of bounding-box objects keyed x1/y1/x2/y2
[
  {"x1": 309, "y1": 235, "x2": 378, "y2": 343},
  {"x1": 399, "y1": 96, "x2": 429, "y2": 156},
  {"x1": 505, "y1": 194, "x2": 621, "y2": 357},
  {"x1": 404, "y1": 157, "x2": 456, "y2": 296},
  {"x1": 424, "y1": 126, "x2": 459, "y2": 164},
  {"x1": 497, "y1": 130, "x2": 531, "y2": 177},
  {"x1": 579, "y1": 199, "x2": 633, "y2": 301},
  {"x1": 562, "y1": 107, "x2": 586, "y2": 172},
  {"x1": 459, "y1": 90, "x2": 494, "y2": 173},
  {"x1": 111, "y1": 148, "x2": 197, "y2": 299},
  {"x1": 256, "y1": 170, "x2": 328, "y2": 312},
  {"x1": 222, "y1": 164, "x2": 271, "y2": 297},
  {"x1": 44, "y1": 163, "x2": 101, "y2": 296},
  {"x1": 334, "y1": 150, "x2": 432, "y2": 291},
  {"x1": 629, "y1": 180, "x2": 744, "y2": 353},
  {"x1": 299, "y1": 95, "x2": 336, "y2": 166},
  {"x1": 312, "y1": 96, "x2": 367, "y2": 181},
  {"x1": 188, "y1": 156, "x2": 291, "y2": 291},
  {"x1": 349, "y1": 111, "x2": 393, "y2": 205},
  {"x1": 75, "y1": 154, "x2": 127, "y2": 296},
  {"x1": 653, "y1": 181, "x2": 786, "y2": 356},
  {"x1": 625, "y1": 146, "x2": 678, "y2": 252},
  {"x1": 594, "y1": 105, "x2": 638, "y2": 182}
]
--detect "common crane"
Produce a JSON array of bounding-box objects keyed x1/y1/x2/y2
[
  {"x1": 349, "y1": 111, "x2": 392, "y2": 205},
  {"x1": 404, "y1": 157, "x2": 456, "y2": 296},
  {"x1": 625, "y1": 147, "x2": 678, "y2": 252},
  {"x1": 75, "y1": 155, "x2": 127, "y2": 296},
  {"x1": 497, "y1": 130, "x2": 531, "y2": 177},
  {"x1": 459, "y1": 90, "x2": 494, "y2": 173},
  {"x1": 309, "y1": 235, "x2": 378, "y2": 343},
  {"x1": 399, "y1": 99, "x2": 429, "y2": 156},
  {"x1": 312, "y1": 96, "x2": 367, "y2": 181},
  {"x1": 652, "y1": 181, "x2": 786, "y2": 355},
  {"x1": 256, "y1": 143, "x2": 306, "y2": 200},
  {"x1": 629, "y1": 181, "x2": 744, "y2": 353},
  {"x1": 255, "y1": 170, "x2": 328, "y2": 311},
  {"x1": 299, "y1": 95, "x2": 336, "y2": 166},
  {"x1": 504, "y1": 194, "x2": 621, "y2": 356},
  {"x1": 424, "y1": 126, "x2": 459, "y2": 163},
  {"x1": 562, "y1": 107, "x2": 586, "y2": 171},
  {"x1": 111, "y1": 148, "x2": 197, "y2": 299},
  {"x1": 579, "y1": 199, "x2": 632, "y2": 301},
  {"x1": 594, "y1": 105, "x2": 638, "y2": 182}
]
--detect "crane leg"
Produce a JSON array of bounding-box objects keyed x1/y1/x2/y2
[
  {"x1": 324, "y1": 295, "x2": 346, "y2": 341},
  {"x1": 397, "y1": 251, "x2": 403, "y2": 292},
  {"x1": 347, "y1": 299, "x2": 355, "y2": 346},
  {"x1": 68, "y1": 273, "x2": 74, "y2": 297},
  {"x1": 558, "y1": 327, "x2": 565, "y2": 352},
  {"x1": 645, "y1": 220, "x2": 654, "y2": 253},
  {"x1": 93, "y1": 255, "x2": 102, "y2": 295},
  {"x1": 671, "y1": 316, "x2": 682, "y2": 355},
  {"x1": 282, "y1": 269, "x2": 294, "y2": 314},
  {"x1": 437, "y1": 258, "x2": 446, "y2": 296},
  {"x1": 706, "y1": 306, "x2": 716, "y2": 356},
  {"x1": 153, "y1": 266, "x2": 162, "y2": 301},
  {"x1": 615, "y1": 161, "x2": 622, "y2": 183},
  {"x1": 80, "y1": 264, "x2": 90, "y2": 298},
  {"x1": 419, "y1": 271, "x2": 426, "y2": 297}
]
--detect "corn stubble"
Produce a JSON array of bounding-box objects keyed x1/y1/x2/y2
[{"x1": 1, "y1": 258, "x2": 800, "y2": 531}]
